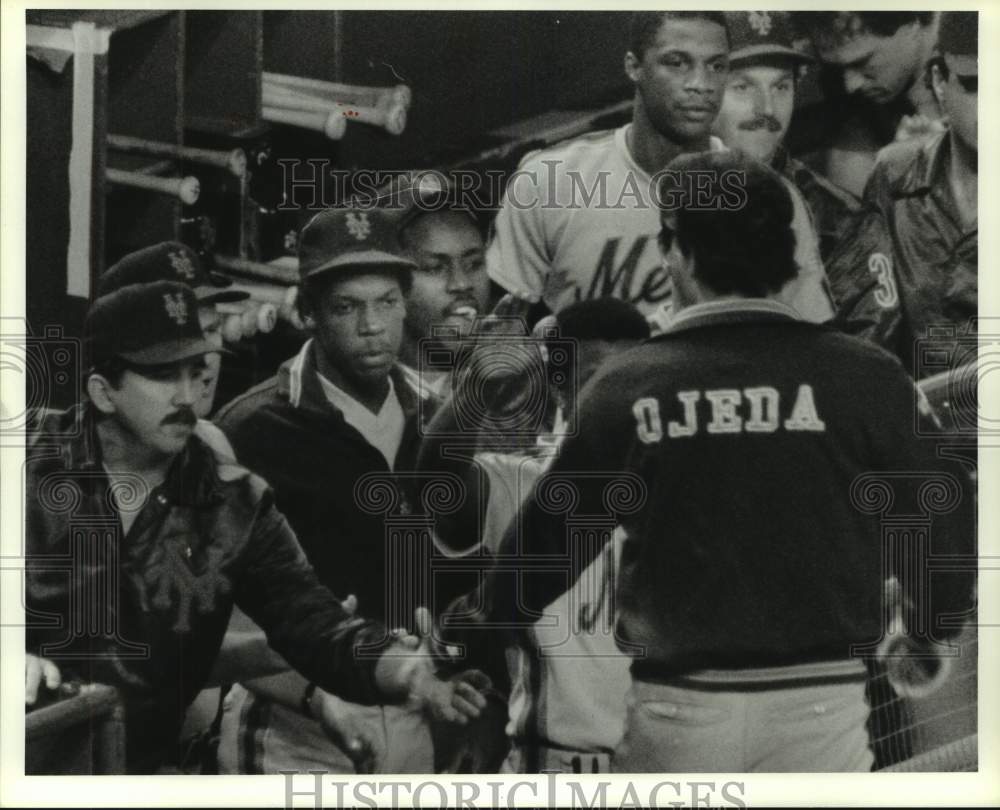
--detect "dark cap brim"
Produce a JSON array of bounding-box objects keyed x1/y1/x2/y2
[
  {"x1": 194, "y1": 285, "x2": 251, "y2": 304},
  {"x1": 730, "y1": 45, "x2": 813, "y2": 67},
  {"x1": 116, "y1": 336, "x2": 218, "y2": 366},
  {"x1": 301, "y1": 250, "x2": 417, "y2": 280}
]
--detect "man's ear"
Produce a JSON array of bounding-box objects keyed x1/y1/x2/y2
[
  {"x1": 87, "y1": 374, "x2": 117, "y2": 415},
  {"x1": 624, "y1": 50, "x2": 642, "y2": 84}
]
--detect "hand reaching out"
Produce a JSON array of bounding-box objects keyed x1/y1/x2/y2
[
  {"x1": 374, "y1": 607, "x2": 490, "y2": 725},
  {"x1": 475, "y1": 294, "x2": 533, "y2": 337}
]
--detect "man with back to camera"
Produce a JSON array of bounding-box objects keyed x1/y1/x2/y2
[
  {"x1": 23, "y1": 273, "x2": 487, "y2": 773},
  {"x1": 486, "y1": 11, "x2": 834, "y2": 334},
  {"x1": 791, "y1": 11, "x2": 941, "y2": 197},
  {"x1": 466, "y1": 150, "x2": 974, "y2": 772},
  {"x1": 213, "y1": 203, "x2": 485, "y2": 773},
  {"x1": 835, "y1": 11, "x2": 977, "y2": 379}
]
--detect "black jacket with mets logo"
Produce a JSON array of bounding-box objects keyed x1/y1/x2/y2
[{"x1": 25, "y1": 405, "x2": 390, "y2": 772}]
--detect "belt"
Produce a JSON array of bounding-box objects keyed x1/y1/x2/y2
[
  {"x1": 632, "y1": 658, "x2": 868, "y2": 691},
  {"x1": 509, "y1": 744, "x2": 613, "y2": 774}
]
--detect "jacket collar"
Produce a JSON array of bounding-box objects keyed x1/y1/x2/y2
[
  {"x1": 662, "y1": 297, "x2": 804, "y2": 335},
  {"x1": 894, "y1": 132, "x2": 948, "y2": 197},
  {"x1": 62, "y1": 403, "x2": 102, "y2": 471},
  {"x1": 278, "y1": 339, "x2": 424, "y2": 420},
  {"x1": 62, "y1": 404, "x2": 225, "y2": 506},
  {"x1": 772, "y1": 145, "x2": 791, "y2": 176}
]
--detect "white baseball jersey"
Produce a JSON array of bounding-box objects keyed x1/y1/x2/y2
[
  {"x1": 487, "y1": 124, "x2": 833, "y2": 331},
  {"x1": 487, "y1": 125, "x2": 684, "y2": 320},
  {"x1": 472, "y1": 449, "x2": 631, "y2": 757}
]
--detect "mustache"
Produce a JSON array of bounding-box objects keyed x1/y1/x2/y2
[
  {"x1": 162, "y1": 408, "x2": 197, "y2": 427},
  {"x1": 738, "y1": 115, "x2": 783, "y2": 133}
]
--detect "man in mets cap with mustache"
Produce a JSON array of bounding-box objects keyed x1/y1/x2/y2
[
  {"x1": 97, "y1": 240, "x2": 249, "y2": 418},
  {"x1": 24, "y1": 277, "x2": 489, "y2": 773},
  {"x1": 712, "y1": 11, "x2": 863, "y2": 262}
]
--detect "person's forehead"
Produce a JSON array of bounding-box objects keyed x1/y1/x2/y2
[
  {"x1": 125, "y1": 356, "x2": 205, "y2": 379},
  {"x1": 324, "y1": 271, "x2": 402, "y2": 300},
  {"x1": 815, "y1": 32, "x2": 882, "y2": 65},
  {"x1": 408, "y1": 210, "x2": 482, "y2": 247},
  {"x1": 649, "y1": 16, "x2": 729, "y2": 55},
  {"x1": 727, "y1": 63, "x2": 795, "y2": 84}
]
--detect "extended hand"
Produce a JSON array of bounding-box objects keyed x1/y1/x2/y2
[
  {"x1": 474, "y1": 294, "x2": 533, "y2": 337},
  {"x1": 374, "y1": 607, "x2": 490, "y2": 725}
]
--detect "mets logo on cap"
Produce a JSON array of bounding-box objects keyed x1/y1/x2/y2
[
  {"x1": 748, "y1": 11, "x2": 772, "y2": 36},
  {"x1": 163, "y1": 292, "x2": 188, "y2": 325},
  {"x1": 168, "y1": 249, "x2": 197, "y2": 280},
  {"x1": 346, "y1": 211, "x2": 372, "y2": 241}
]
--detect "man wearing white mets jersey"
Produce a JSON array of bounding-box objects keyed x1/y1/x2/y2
[
  {"x1": 486, "y1": 11, "x2": 834, "y2": 332},
  {"x1": 482, "y1": 151, "x2": 974, "y2": 772},
  {"x1": 420, "y1": 298, "x2": 650, "y2": 772}
]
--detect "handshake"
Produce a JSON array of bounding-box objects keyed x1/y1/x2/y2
[
  {"x1": 26, "y1": 601, "x2": 492, "y2": 775},
  {"x1": 315, "y1": 604, "x2": 492, "y2": 772}
]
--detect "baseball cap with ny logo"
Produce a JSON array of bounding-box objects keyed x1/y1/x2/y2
[
  {"x1": 85, "y1": 280, "x2": 217, "y2": 367},
  {"x1": 297, "y1": 204, "x2": 417, "y2": 283}
]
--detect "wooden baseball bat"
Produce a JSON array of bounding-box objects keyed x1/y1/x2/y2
[
  {"x1": 213, "y1": 254, "x2": 299, "y2": 286},
  {"x1": 215, "y1": 301, "x2": 282, "y2": 338},
  {"x1": 340, "y1": 100, "x2": 407, "y2": 136},
  {"x1": 263, "y1": 71, "x2": 410, "y2": 109},
  {"x1": 256, "y1": 303, "x2": 279, "y2": 333},
  {"x1": 107, "y1": 134, "x2": 247, "y2": 178},
  {"x1": 264, "y1": 78, "x2": 407, "y2": 120},
  {"x1": 221, "y1": 313, "x2": 244, "y2": 344},
  {"x1": 917, "y1": 360, "x2": 977, "y2": 411},
  {"x1": 227, "y1": 278, "x2": 295, "y2": 305},
  {"x1": 261, "y1": 105, "x2": 347, "y2": 140},
  {"x1": 105, "y1": 168, "x2": 200, "y2": 205},
  {"x1": 263, "y1": 86, "x2": 407, "y2": 136},
  {"x1": 224, "y1": 280, "x2": 304, "y2": 330}
]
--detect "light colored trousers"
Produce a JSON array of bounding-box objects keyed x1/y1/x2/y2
[
  {"x1": 613, "y1": 674, "x2": 874, "y2": 772},
  {"x1": 217, "y1": 684, "x2": 432, "y2": 774}
]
